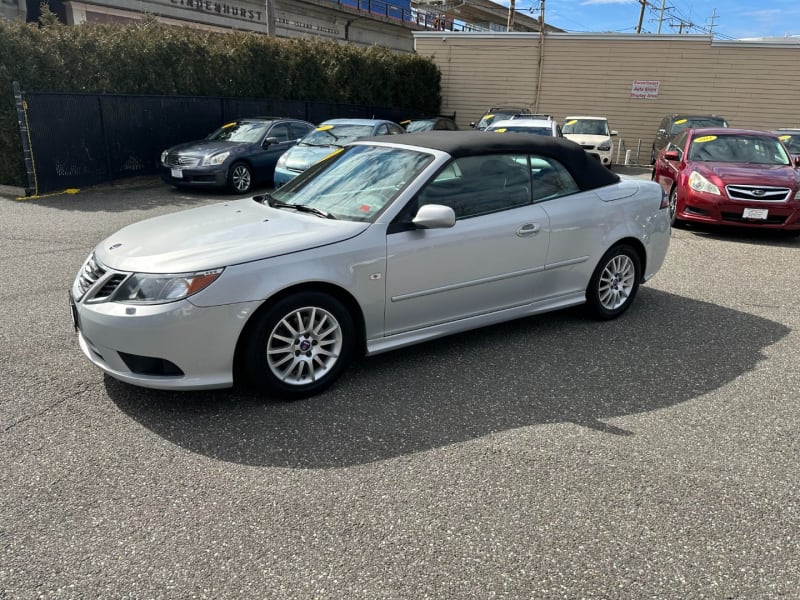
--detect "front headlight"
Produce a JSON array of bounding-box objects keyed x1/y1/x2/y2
[
  {"x1": 276, "y1": 151, "x2": 289, "y2": 169},
  {"x1": 203, "y1": 151, "x2": 230, "y2": 166},
  {"x1": 598, "y1": 140, "x2": 612, "y2": 151},
  {"x1": 688, "y1": 171, "x2": 721, "y2": 195},
  {"x1": 160, "y1": 150, "x2": 168, "y2": 164},
  {"x1": 113, "y1": 269, "x2": 224, "y2": 304},
  {"x1": 794, "y1": 189, "x2": 800, "y2": 200}
]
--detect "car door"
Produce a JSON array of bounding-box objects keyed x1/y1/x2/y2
[
  {"x1": 654, "y1": 130, "x2": 688, "y2": 194},
  {"x1": 254, "y1": 122, "x2": 296, "y2": 172},
  {"x1": 384, "y1": 154, "x2": 551, "y2": 335}
]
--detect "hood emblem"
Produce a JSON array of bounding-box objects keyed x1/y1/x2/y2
[
  {"x1": 108, "y1": 243, "x2": 122, "y2": 250},
  {"x1": 752, "y1": 189, "x2": 765, "y2": 196}
]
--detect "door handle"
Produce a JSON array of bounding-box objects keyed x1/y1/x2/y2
[{"x1": 517, "y1": 223, "x2": 541, "y2": 237}]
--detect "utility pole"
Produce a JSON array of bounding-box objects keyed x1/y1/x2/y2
[
  {"x1": 708, "y1": 8, "x2": 718, "y2": 36},
  {"x1": 636, "y1": 0, "x2": 647, "y2": 33},
  {"x1": 507, "y1": 0, "x2": 515, "y2": 31},
  {"x1": 657, "y1": 0, "x2": 667, "y2": 34}
]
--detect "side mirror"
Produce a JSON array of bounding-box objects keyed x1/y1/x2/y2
[
  {"x1": 658, "y1": 128, "x2": 667, "y2": 135},
  {"x1": 794, "y1": 155, "x2": 800, "y2": 167},
  {"x1": 610, "y1": 130, "x2": 618, "y2": 136},
  {"x1": 469, "y1": 122, "x2": 476, "y2": 128},
  {"x1": 412, "y1": 204, "x2": 456, "y2": 229},
  {"x1": 664, "y1": 150, "x2": 680, "y2": 161},
  {"x1": 263, "y1": 137, "x2": 280, "y2": 147}
]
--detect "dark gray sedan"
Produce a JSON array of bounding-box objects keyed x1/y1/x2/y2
[{"x1": 160, "y1": 117, "x2": 315, "y2": 193}]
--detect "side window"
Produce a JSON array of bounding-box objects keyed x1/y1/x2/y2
[
  {"x1": 667, "y1": 131, "x2": 688, "y2": 158},
  {"x1": 291, "y1": 123, "x2": 313, "y2": 140},
  {"x1": 412, "y1": 154, "x2": 531, "y2": 220},
  {"x1": 388, "y1": 123, "x2": 405, "y2": 135},
  {"x1": 530, "y1": 156, "x2": 580, "y2": 202},
  {"x1": 375, "y1": 124, "x2": 389, "y2": 136},
  {"x1": 268, "y1": 123, "x2": 290, "y2": 143}
]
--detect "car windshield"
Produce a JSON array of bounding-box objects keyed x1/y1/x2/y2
[
  {"x1": 406, "y1": 120, "x2": 436, "y2": 132},
  {"x1": 207, "y1": 122, "x2": 269, "y2": 143},
  {"x1": 688, "y1": 134, "x2": 791, "y2": 165},
  {"x1": 300, "y1": 124, "x2": 375, "y2": 147},
  {"x1": 670, "y1": 117, "x2": 727, "y2": 134},
  {"x1": 491, "y1": 126, "x2": 552, "y2": 136},
  {"x1": 563, "y1": 119, "x2": 609, "y2": 136},
  {"x1": 271, "y1": 145, "x2": 434, "y2": 222},
  {"x1": 777, "y1": 133, "x2": 800, "y2": 154}
]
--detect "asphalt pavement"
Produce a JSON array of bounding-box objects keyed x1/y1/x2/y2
[{"x1": 1, "y1": 172, "x2": 799, "y2": 598}]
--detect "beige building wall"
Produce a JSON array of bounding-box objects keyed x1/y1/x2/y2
[{"x1": 414, "y1": 32, "x2": 800, "y2": 164}]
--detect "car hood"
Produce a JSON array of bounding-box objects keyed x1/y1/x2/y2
[
  {"x1": 693, "y1": 162, "x2": 799, "y2": 186},
  {"x1": 94, "y1": 199, "x2": 369, "y2": 273},
  {"x1": 168, "y1": 140, "x2": 247, "y2": 156},
  {"x1": 563, "y1": 134, "x2": 610, "y2": 146},
  {"x1": 283, "y1": 144, "x2": 338, "y2": 171}
]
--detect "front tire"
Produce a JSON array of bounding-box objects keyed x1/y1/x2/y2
[
  {"x1": 586, "y1": 244, "x2": 641, "y2": 320},
  {"x1": 242, "y1": 292, "x2": 355, "y2": 399},
  {"x1": 229, "y1": 162, "x2": 253, "y2": 194},
  {"x1": 668, "y1": 186, "x2": 681, "y2": 227}
]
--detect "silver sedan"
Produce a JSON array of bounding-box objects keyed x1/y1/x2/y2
[{"x1": 71, "y1": 131, "x2": 671, "y2": 399}]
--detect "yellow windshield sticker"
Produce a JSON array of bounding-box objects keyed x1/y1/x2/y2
[
  {"x1": 779, "y1": 135, "x2": 792, "y2": 141},
  {"x1": 316, "y1": 125, "x2": 335, "y2": 131},
  {"x1": 494, "y1": 128, "x2": 507, "y2": 133},
  {"x1": 674, "y1": 118, "x2": 688, "y2": 125},
  {"x1": 222, "y1": 122, "x2": 236, "y2": 129},
  {"x1": 484, "y1": 114, "x2": 495, "y2": 120},
  {"x1": 400, "y1": 119, "x2": 411, "y2": 125},
  {"x1": 694, "y1": 135, "x2": 717, "y2": 143},
  {"x1": 566, "y1": 119, "x2": 578, "y2": 126}
]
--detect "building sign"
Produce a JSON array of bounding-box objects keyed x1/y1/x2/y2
[
  {"x1": 169, "y1": 0, "x2": 263, "y2": 22},
  {"x1": 275, "y1": 17, "x2": 339, "y2": 35},
  {"x1": 631, "y1": 80, "x2": 660, "y2": 99}
]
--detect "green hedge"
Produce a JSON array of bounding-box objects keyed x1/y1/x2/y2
[{"x1": 0, "y1": 14, "x2": 441, "y2": 186}]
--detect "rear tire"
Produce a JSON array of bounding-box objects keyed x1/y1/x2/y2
[
  {"x1": 242, "y1": 292, "x2": 355, "y2": 399},
  {"x1": 586, "y1": 244, "x2": 641, "y2": 320}
]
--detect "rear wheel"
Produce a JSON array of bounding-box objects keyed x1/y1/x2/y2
[
  {"x1": 229, "y1": 162, "x2": 253, "y2": 194},
  {"x1": 586, "y1": 244, "x2": 641, "y2": 320},
  {"x1": 242, "y1": 292, "x2": 355, "y2": 399}
]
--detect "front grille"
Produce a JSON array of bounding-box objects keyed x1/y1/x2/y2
[
  {"x1": 165, "y1": 154, "x2": 201, "y2": 168},
  {"x1": 76, "y1": 254, "x2": 105, "y2": 298},
  {"x1": 75, "y1": 254, "x2": 129, "y2": 303},
  {"x1": 580, "y1": 144, "x2": 596, "y2": 150},
  {"x1": 726, "y1": 185, "x2": 790, "y2": 202}
]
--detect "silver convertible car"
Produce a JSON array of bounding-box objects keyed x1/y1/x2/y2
[{"x1": 71, "y1": 132, "x2": 671, "y2": 399}]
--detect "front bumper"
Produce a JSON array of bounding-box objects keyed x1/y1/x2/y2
[
  {"x1": 161, "y1": 165, "x2": 228, "y2": 188},
  {"x1": 677, "y1": 188, "x2": 800, "y2": 230},
  {"x1": 72, "y1": 294, "x2": 259, "y2": 390}
]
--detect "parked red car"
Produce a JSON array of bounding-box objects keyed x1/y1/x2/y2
[{"x1": 653, "y1": 128, "x2": 800, "y2": 231}]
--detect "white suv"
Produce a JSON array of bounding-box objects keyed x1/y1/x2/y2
[
  {"x1": 561, "y1": 116, "x2": 617, "y2": 167},
  {"x1": 486, "y1": 114, "x2": 563, "y2": 137}
]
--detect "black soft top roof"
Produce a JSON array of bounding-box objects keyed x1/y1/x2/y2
[{"x1": 361, "y1": 131, "x2": 620, "y2": 191}]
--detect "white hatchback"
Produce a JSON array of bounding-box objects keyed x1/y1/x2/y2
[{"x1": 562, "y1": 116, "x2": 618, "y2": 167}]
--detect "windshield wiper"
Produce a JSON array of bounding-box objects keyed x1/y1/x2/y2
[{"x1": 268, "y1": 198, "x2": 335, "y2": 219}]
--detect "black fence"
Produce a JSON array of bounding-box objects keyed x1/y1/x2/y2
[{"x1": 21, "y1": 92, "x2": 421, "y2": 194}]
